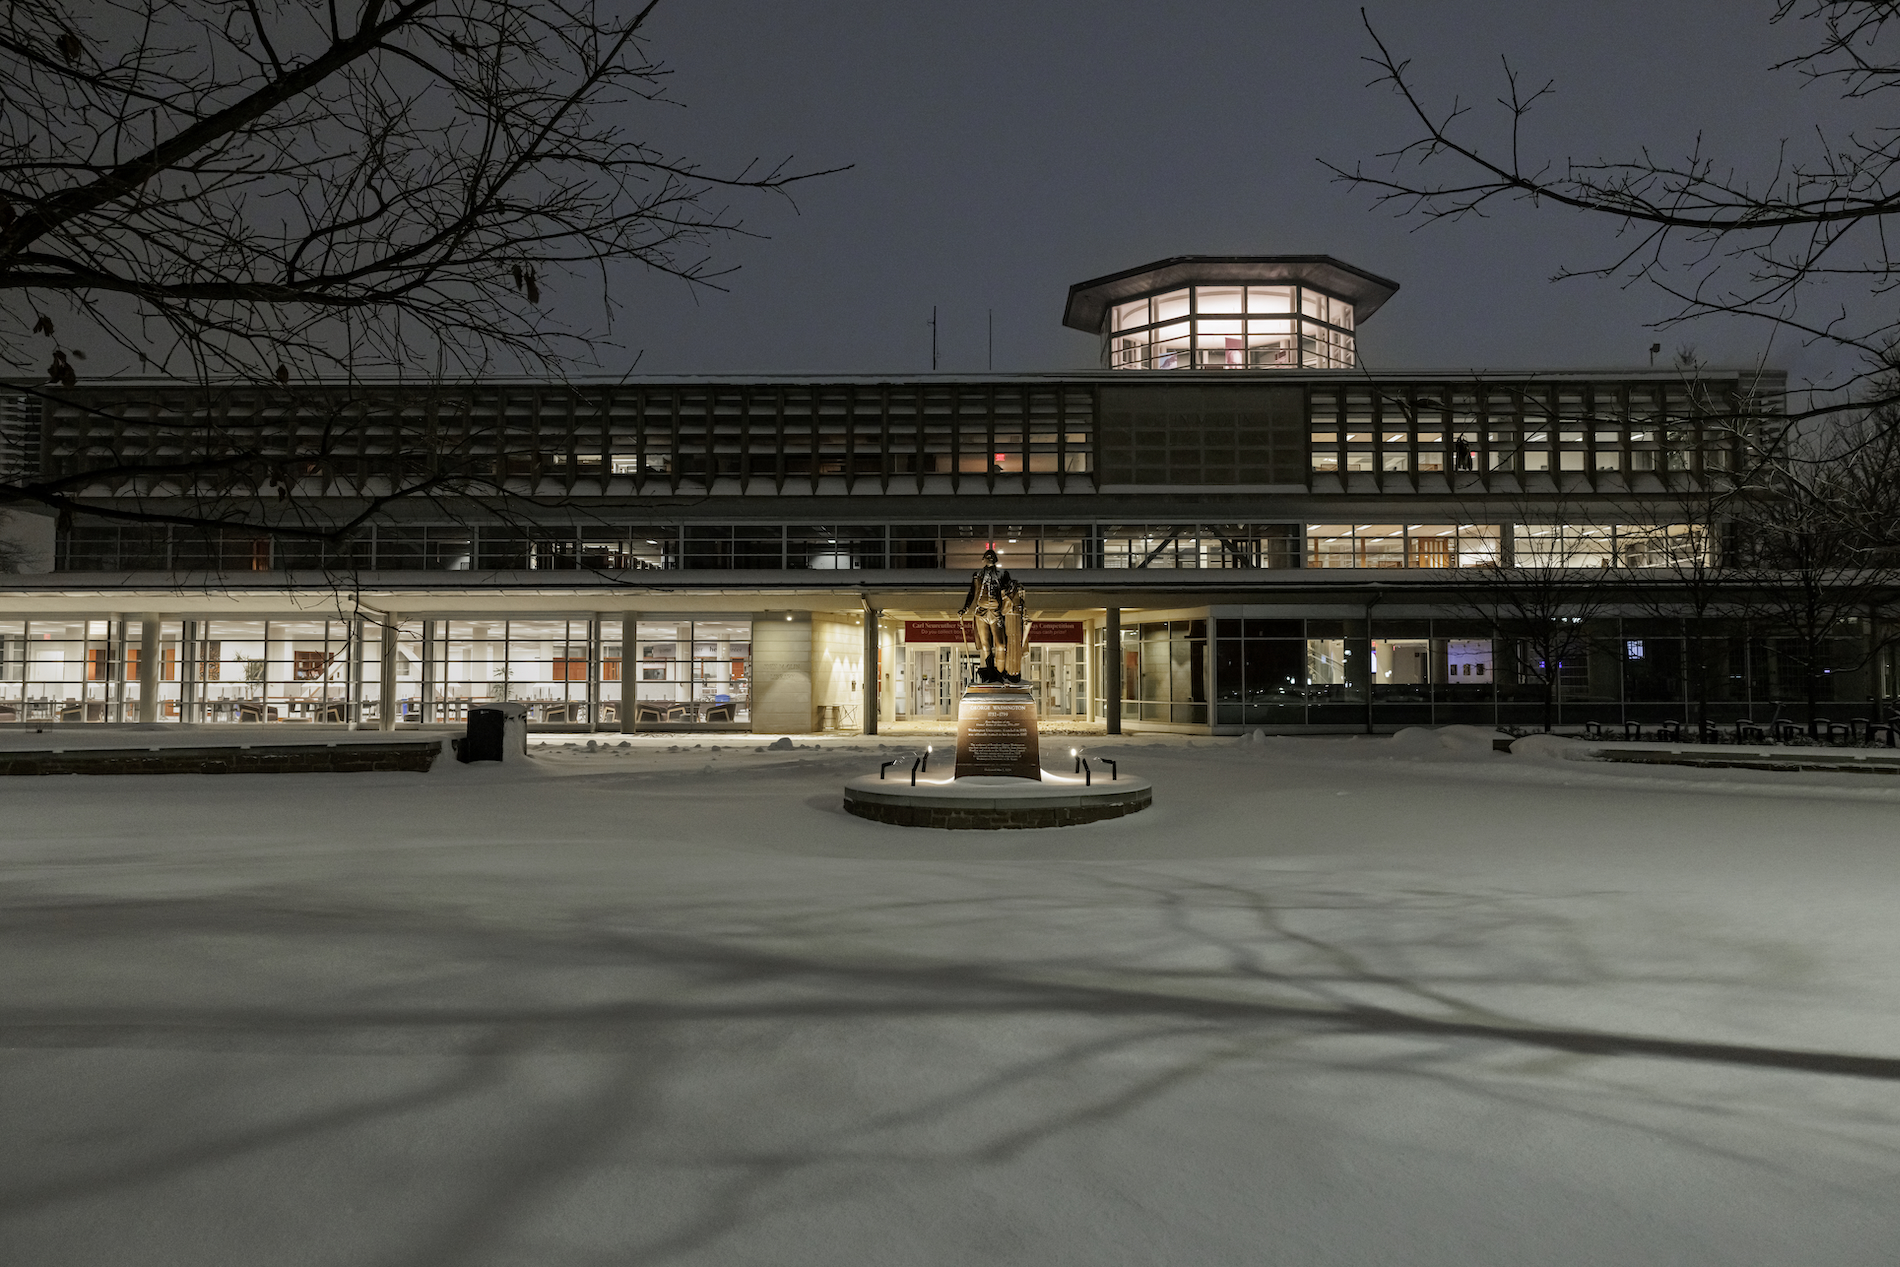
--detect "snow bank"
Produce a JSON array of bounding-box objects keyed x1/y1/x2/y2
[
  {"x1": 1388, "y1": 724, "x2": 1512, "y2": 761},
  {"x1": 1511, "y1": 732, "x2": 1589, "y2": 761}
]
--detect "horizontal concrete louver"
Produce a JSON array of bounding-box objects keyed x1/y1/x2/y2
[{"x1": 1096, "y1": 384, "x2": 1304, "y2": 485}]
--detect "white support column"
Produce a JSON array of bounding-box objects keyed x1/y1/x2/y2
[
  {"x1": 111, "y1": 617, "x2": 128, "y2": 722},
  {"x1": 586, "y1": 616, "x2": 602, "y2": 734},
  {"x1": 179, "y1": 619, "x2": 199, "y2": 723},
  {"x1": 1082, "y1": 617, "x2": 1095, "y2": 723},
  {"x1": 861, "y1": 595, "x2": 879, "y2": 736},
  {"x1": 378, "y1": 616, "x2": 398, "y2": 732},
  {"x1": 420, "y1": 619, "x2": 436, "y2": 725},
  {"x1": 619, "y1": 613, "x2": 637, "y2": 733},
  {"x1": 136, "y1": 615, "x2": 161, "y2": 723},
  {"x1": 347, "y1": 615, "x2": 365, "y2": 730}
]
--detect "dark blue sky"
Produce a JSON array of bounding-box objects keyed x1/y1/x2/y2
[{"x1": 591, "y1": 2, "x2": 1853, "y2": 389}]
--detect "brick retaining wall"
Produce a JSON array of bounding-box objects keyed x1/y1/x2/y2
[
  {"x1": 844, "y1": 789, "x2": 1151, "y2": 830},
  {"x1": 0, "y1": 742, "x2": 443, "y2": 777}
]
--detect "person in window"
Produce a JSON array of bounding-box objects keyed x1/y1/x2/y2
[
  {"x1": 958, "y1": 547, "x2": 1014, "y2": 683},
  {"x1": 1454, "y1": 436, "x2": 1473, "y2": 471}
]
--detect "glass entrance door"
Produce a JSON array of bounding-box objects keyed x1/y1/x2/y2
[{"x1": 909, "y1": 648, "x2": 941, "y2": 717}]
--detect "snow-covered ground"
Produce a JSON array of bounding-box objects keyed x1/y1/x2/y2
[{"x1": 4, "y1": 729, "x2": 1900, "y2": 1266}]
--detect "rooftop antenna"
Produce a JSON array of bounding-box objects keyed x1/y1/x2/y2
[{"x1": 930, "y1": 306, "x2": 938, "y2": 372}]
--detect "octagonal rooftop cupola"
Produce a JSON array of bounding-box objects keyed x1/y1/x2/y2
[{"x1": 1063, "y1": 255, "x2": 1399, "y2": 371}]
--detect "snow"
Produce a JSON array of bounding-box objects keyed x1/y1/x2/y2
[{"x1": 5, "y1": 731, "x2": 1900, "y2": 1265}]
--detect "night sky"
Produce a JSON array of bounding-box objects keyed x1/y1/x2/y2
[{"x1": 598, "y1": 1, "x2": 1858, "y2": 391}]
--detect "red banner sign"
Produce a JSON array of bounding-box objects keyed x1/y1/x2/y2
[
  {"x1": 904, "y1": 619, "x2": 1085, "y2": 644},
  {"x1": 1028, "y1": 620, "x2": 1085, "y2": 643},
  {"x1": 904, "y1": 620, "x2": 967, "y2": 644}
]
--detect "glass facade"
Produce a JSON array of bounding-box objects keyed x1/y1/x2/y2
[
  {"x1": 1100, "y1": 525, "x2": 1301, "y2": 569},
  {"x1": 1305, "y1": 524, "x2": 1503, "y2": 569},
  {"x1": 0, "y1": 617, "x2": 747, "y2": 729},
  {"x1": 34, "y1": 381, "x2": 1097, "y2": 499},
  {"x1": 630, "y1": 620, "x2": 751, "y2": 726},
  {"x1": 1309, "y1": 384, "x2": 1741, "y2": 479},
  {"x1": 62, "y1": 523, "x2": 1321, "y2": 573},
  {"x1": 9, "y1": 610, "x2": 1876, "y2": 733},
  {"x1": 192, "y1": 619, "x2": 351, "y2": 723},
  {"x1": 1111, "y1": 620, "x2": 1212, "y2": 725},
  {"x1": 0, "y1": 619, "x2": 124, "y2": 722},
  {"x1": 56, "y1": 519, "x2": 1718, "y2": 574},
  {"x1": 1192, "y1": 616, "x2": 1875, "y2": 729},
  {"x1": 1108, "y1": 284, "x2": 1355, "y2": 370},
  {"x1": 1303, "y1": 523, "x2": 1708, "y2": 569},
  {"x1": 9, "y1": 361, "x2": 1798, "y2": 736}
]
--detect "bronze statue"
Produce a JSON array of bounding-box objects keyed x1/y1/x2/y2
[
  {"x1": 1000, "y1": 575, "x2": 1028, "y2": 681},
  {"x1": 958, "y1": 547, "x2": 1028, "y2": 684}
]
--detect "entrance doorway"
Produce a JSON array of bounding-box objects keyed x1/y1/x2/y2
[
  {"x1": 1027, "y1": 646, "x2": 1080, "y2": 715},
  {"x1": 903, "y1": 642, "x2": 1083, "y2": 719}
]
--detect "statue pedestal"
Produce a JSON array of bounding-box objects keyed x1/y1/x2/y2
[
  {"x1": 954, "y1": 685, "x2": 1040, "y2": 780},
  {"x1": 842, "y1": 771, "x2": 1152, "y2": 830}
]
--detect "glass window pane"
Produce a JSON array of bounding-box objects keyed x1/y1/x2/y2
[
  {"x1": 688, "y1": 619, "x2": 752, "y2": 724},
  {"x1": 1112, "y1": 332, "x2": 1148, "y2": 368},
  {"x1": 1307, "y1": 639, "x2": 1348, "y2": 684},
  {"x1": 1373, "y1": 638, "x2": 1431, "y2": 687},
  {"x1": 1360, "y1": 525, "x2": 1405, "y2": 566},
  {"x1": 1195, "y1": 286, "x2": 1244, "y2": 314},
  {"x1": 1248, "y1": 286, "x2": 1293, "y2": 313},
  {"x1": 428, "y1": 530, "x2": 473, "y2": 570},
  {"x1": 1112, "y1": 299, "x2": 1150, "y2": 331},
  {"x1": 626, "y1": 530, "x2": 675, "y2": 570},
  {"x1": 633, "y1": 621, "x2": 689, "y2": 720},
  {"x1": 375, "y1": 528, "x2": 426, "y2": 569},
  {"x1": 1306, "y1": 525, "x2": 1357, "y2": 568},
  {"x1": 1152, "y1": 323, "x2": 1190, "y2": 369},
  {"x1": 1038, "y1": 527, "x2": 1089, "y2": 569},
  {"x1": 1408, "y1": 525, "x2": 1457, "y2": 568}
]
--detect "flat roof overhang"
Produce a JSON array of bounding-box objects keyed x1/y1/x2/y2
[
  {"x1": 1063, "y1": 255, "x2": 1402, "y2": 334},
  {"x1": 0, "y1": 568, "x2": 1758, "y2": 618}
]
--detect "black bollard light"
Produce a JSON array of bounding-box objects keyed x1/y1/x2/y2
[
  {"x1": 880, "y1": 759, "x2": 899, "y2": 781},
  {"x1": 923, "y1": 744, "x2": 932, "y2": 772},
  {"x1": 1071, "y1": 746, "x2": 1081, "y2": 773},
  {"x1": 1101, "y1": 757, "x2": 1118, "y2": 781},
  {"x1": 1081, "y1": 757, "x2": 1092, "y2": 787},
  {"x1": 910, "y1": 755, "x2": 922, "y2": 786}
]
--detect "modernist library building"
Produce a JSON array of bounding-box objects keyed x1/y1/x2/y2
[{"x1": 0, "y1": 253, "x2": 1868, "y2": 735}]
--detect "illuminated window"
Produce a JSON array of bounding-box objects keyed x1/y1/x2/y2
[{"x1": 1105, "y1": 283, "x2": 1355, "y2": 369}]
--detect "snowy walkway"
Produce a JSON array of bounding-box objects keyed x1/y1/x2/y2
[{"x1": 4, "y1": 730, "x2": 1900, "y2": 1265}]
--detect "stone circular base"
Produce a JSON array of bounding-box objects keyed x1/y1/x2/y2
[{"x1": 843, "y1": 772, "x2": 1152, "y2": 830}]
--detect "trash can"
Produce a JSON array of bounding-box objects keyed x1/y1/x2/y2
[{"x1": 456, "y1": 701, "x2": 529, "y2": 763}]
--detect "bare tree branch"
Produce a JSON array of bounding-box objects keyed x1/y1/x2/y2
[
  {"x1": 1325, "y1": 3, "x2": 1900, "y2": 381},
  {"x1": 0, "y1": 0, "x2": 848, "y2": 385}
]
